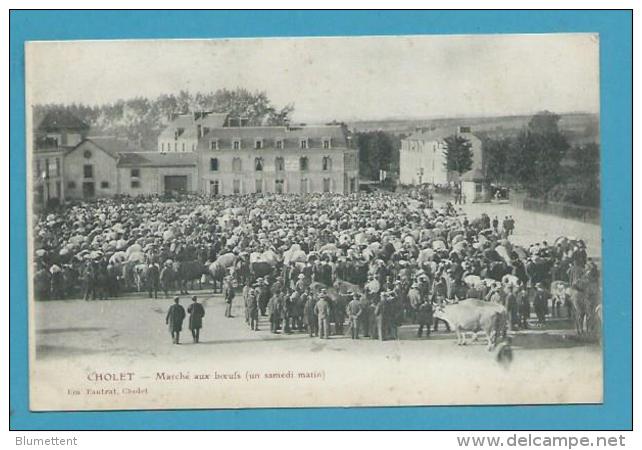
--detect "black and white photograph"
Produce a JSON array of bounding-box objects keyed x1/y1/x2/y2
[{"x1": 25, "y1": 34, "x2": 602, "y2": 410}]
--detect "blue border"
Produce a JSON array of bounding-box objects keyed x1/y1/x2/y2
[{"x1": 9, "y1": 10, "x2": 632, "y2": 430}]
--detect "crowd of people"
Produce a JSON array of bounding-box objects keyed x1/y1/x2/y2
[{"x1": 32, "y1": 190, "x2": 600, "y2": 342}]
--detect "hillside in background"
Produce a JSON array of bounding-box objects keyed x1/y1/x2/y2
[{"x1": 347, "y1": 112, "x2": 599, "y2": 146}]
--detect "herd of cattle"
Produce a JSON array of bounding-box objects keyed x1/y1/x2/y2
[{"x1": 33, "y1": 192, "x2": 602, "y2": 350}]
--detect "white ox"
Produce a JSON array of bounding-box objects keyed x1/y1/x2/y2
[{"x1": 433, "y1": 299, "x2": 507, "y2": 350}]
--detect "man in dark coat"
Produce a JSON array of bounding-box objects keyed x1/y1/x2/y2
[
  {"x1": 248, "y1": 287, "x2": 260, "y2": 331},
  {"x1": 187, "y1": 296, "x2": 205, "y2": 343},
  {"x1": 333, "y1": 291, "x2": 348, "y2": 336},
  {"x1": 267, "y1": 291, "x2": 283, "y2": 333},
  {"x1": 505, "y1": 285, "x2": 518, "y2": 331},
  {"x1": 303, "y1": 289, "x2": 318, "y2": 337},
  {"x1": 533, "y1": 282, "x2": 549, "y2": 325},
  {"x1": 147, "y1": 263, "x2": 160, "y2": 299},
  {"x1": 166, "y1": 297, "x2": 186, "y2": 344},
  {"x1": 416, "y1": 298, "x2": 433, "y2": 338},
  {"x1": 160, "y1": 262, "x2": 173, "y2": 297},
  {"x1": 517, "y1": 285, "x2": 531, "y2": 329}
]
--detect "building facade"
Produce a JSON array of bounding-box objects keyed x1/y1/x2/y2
[
  {"x1": 399, "y1": 126, "x2": 483, "y2": 186},
  {"x1": 196, "y1": 124, "x2": 359, "y2": 195},
  {"x1": 157, "y1": 111, "x2": 228, "y2": 153},
  {"x1": 32, "y1": 109, "x2": 90, "y2": 206},
  {"x1": 35, "y1": 110, "x2": 359, "y2": 202}
]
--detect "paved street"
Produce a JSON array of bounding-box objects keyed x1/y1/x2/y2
[{"x1": 31, "y1": 289, "x2": 602, "y2": 410}]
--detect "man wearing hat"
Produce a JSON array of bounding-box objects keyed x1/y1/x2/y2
[
  {"x1": 533, "y1": 282, "x2": 549, "y2": 325},
  {"x1": 166, "y1": 297, "x2": 186, "y2": 344},
  {"x1": 267, "y1": 290, "x2": 284, "y2": 334},
  {"x1": 333, "y1": 289, "x2": 348, "y2": 336},
  {"x1": 187, "y1": 295, "x2": 205, "y2": 343},
  {"x1": 416, "y1": 296, "x2": 433, "y2": 338},
  {"x1": 516, "y1": 283, "x2": 531, "y2": 329},
  {"x1": 257, "y1": 278, "x2": 270, "y2": 316},
  {"x1": 248, "y1": 286, "x2": 260, "y2": 331},
  {"x1": 160, "y1": 261, "x2": 173, "y2": 297},
  {"x1": 346, "y1": 292, "x2": 363, "y2": 339},
  {"x1": 314, "y1": 289, "x2": 332, "y2": 339},
  {"x1": 223, "y1": 276, "x2": 235, "y2": 318},
  {"x1": 303, "y1": 288, "x2": 318, "y2": 337},
  {"x1": 147, "y1": 262, "x2": 160, "y2": 299}
]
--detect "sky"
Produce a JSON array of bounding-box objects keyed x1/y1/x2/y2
[{"x1": 25, "y1": 34, "x2": 600, "y2": 123}]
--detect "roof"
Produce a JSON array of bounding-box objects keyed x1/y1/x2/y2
[
  {"x1": 158, "y1": 112, "x2": 228, "y2": 140},
  {"x1": 83, "y1": 137, "x2": 132, "y2": 158},
  {"x1": 460, "y1": 168, "x2": 486, "y2": 182},
  {"x1": 405, "y1": 128, "x2": 457, "y2": 142},
  {"x1": 67, "y1": 137, "x2": 132, "y2": 160},
  {"x1": 35, "y1": 109, "x2": 90, "y2": 132},
  {"x1": 197, "y1": 125, "x2": 349, "y2": 149},
  {"x1": 117, "y1": 152, "x2": 197, "y2": 167},
  {"x1": 405, "y1": 127, "x2": 482, "y2": 144}
]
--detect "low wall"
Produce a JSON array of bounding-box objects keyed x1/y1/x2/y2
[{"x1": 513, "y1": 194, "x2": 601, "y2": 225}]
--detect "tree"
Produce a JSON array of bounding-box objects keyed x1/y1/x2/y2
[
  {"x1": 356, "y1": 131, "x2": 397, "y2": 181},
  {"x1": 506, "y1": 111, "x2": 569, "y2": 198},
  {"x1": 33, "y1": 88, "x2": 294, "y2": 149},
  {"x1": 443, "y1": 134, "x2": 473, "y2": 178},
  {"x1": 483, "y1": 137, "x2": 511, "y2": 184}
]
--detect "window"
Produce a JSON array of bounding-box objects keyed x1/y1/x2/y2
[
  {"x1": 350, "y1": 177, "x2": 356, "y2": 193},
  {"x1": 475, "y1": 183, "x2": 483, "y2": 193},
  {"x1": 323, "y1": 178, "x2": 331, "y2": 193},
  {"x1": 101, "y1": 181, "x2": 110, "y2": 189},
  {"x1": 210, "y1": 158, "x2": 219, "y2": 171},
  {"x1": 174, "y1": 142, "x2": 178, "y2": 152},
  {"x1": 44, "y1": 158, "x2": 50, "y2": 177},
  {"x1": 83, "y1": 150, "x2": 92, "y2": 159},
  {"x1": 300, "y1": 178, "x2": 309, "y2": 194},
  {"x1": 131, "y1": 180, "x2": 141, "y2": 189},
  {"x1": 232, "y1": 157, "x2": 242, "y2": 172},
  {"x1": 182, "y1": 143, "x2": 186, "y2": 152},
  {"x1": 276, "y1": 139, "x2": 284, "y2": 149},
  {"x1": 255, "y1": 179, "x2": 263, "y2": 193},
  {"x1": 233, "y1": 140, "x2": 241, "y2": 150},
  {"x1": 35, "y1": 159, "x2": 41, "y2": 178},
  {"x1": 323, "y1": 139, "x2": 331, "y2": 149},
  {"x1": 67, "y1": 181, "x2": 76, "y2": 189},
  {"x1": 275, "y1": 157, "x2": 285, "y2": 172},
  {"x1": 299, "y1": 157, "x2": 309, "y2": 171},
  {"x1": 55, "y1": 181, "x2": 61, "y2": 198},
  {"x1": 300, "y1": 138, "x2": 308, "y2": 149},
  {"x1": 210, "y1": 140, "x2": 219, "y2": 151},
  {"x1": 192, "y1": 144, "x2": 196, "y2": 151},
  {"x1": 255, "y1": 139, "x2": 263, "y2": 149},
  {"x1": 322, "y1": 156, "x2": 332, "y2": 171},
  {"x1": 275, "y1": 179, "x2": 284, "y2": 194},
  {"x1": 161, "y1": 143, "x2": 165, "y2": 152},
  {"x1": 54, "y1": 158, "x2": 61, "y2": 177},
  {"x1": 210, "y1": 180, "x2": 220, "y2": 196},
  {"x1": 131, "y1": 168, "x2": 140, "y2": 178},
  {"x1": 233, "y1": 179, "x2": 241, "y2": 194},
  {"x1": 255, "y1": 157, "x2": 264, "y2": 172},
  {"x1": 83, "y1": 164, "x2": 93, "y2": 179}
]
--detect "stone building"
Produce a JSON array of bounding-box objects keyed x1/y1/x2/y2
[
  {"x1": 157, "y1": 112, "x2": 228, "y2": 153},
  {"x1": 32, "y1": 109, "x2": 90, "y2": 206},
  {"x1": 196, "y1": 124, "x2": 359, "y2": 195},
  {"x1": 399, "y1": 126, "x2": 483, "y2": 186},
  {"x1": 36, "y1": 109, "x2": 359, "y2": 200}
]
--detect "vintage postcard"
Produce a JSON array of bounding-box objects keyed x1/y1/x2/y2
[{"x1": 25, "y1": 34, "x2": 602, "y2": 411}]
